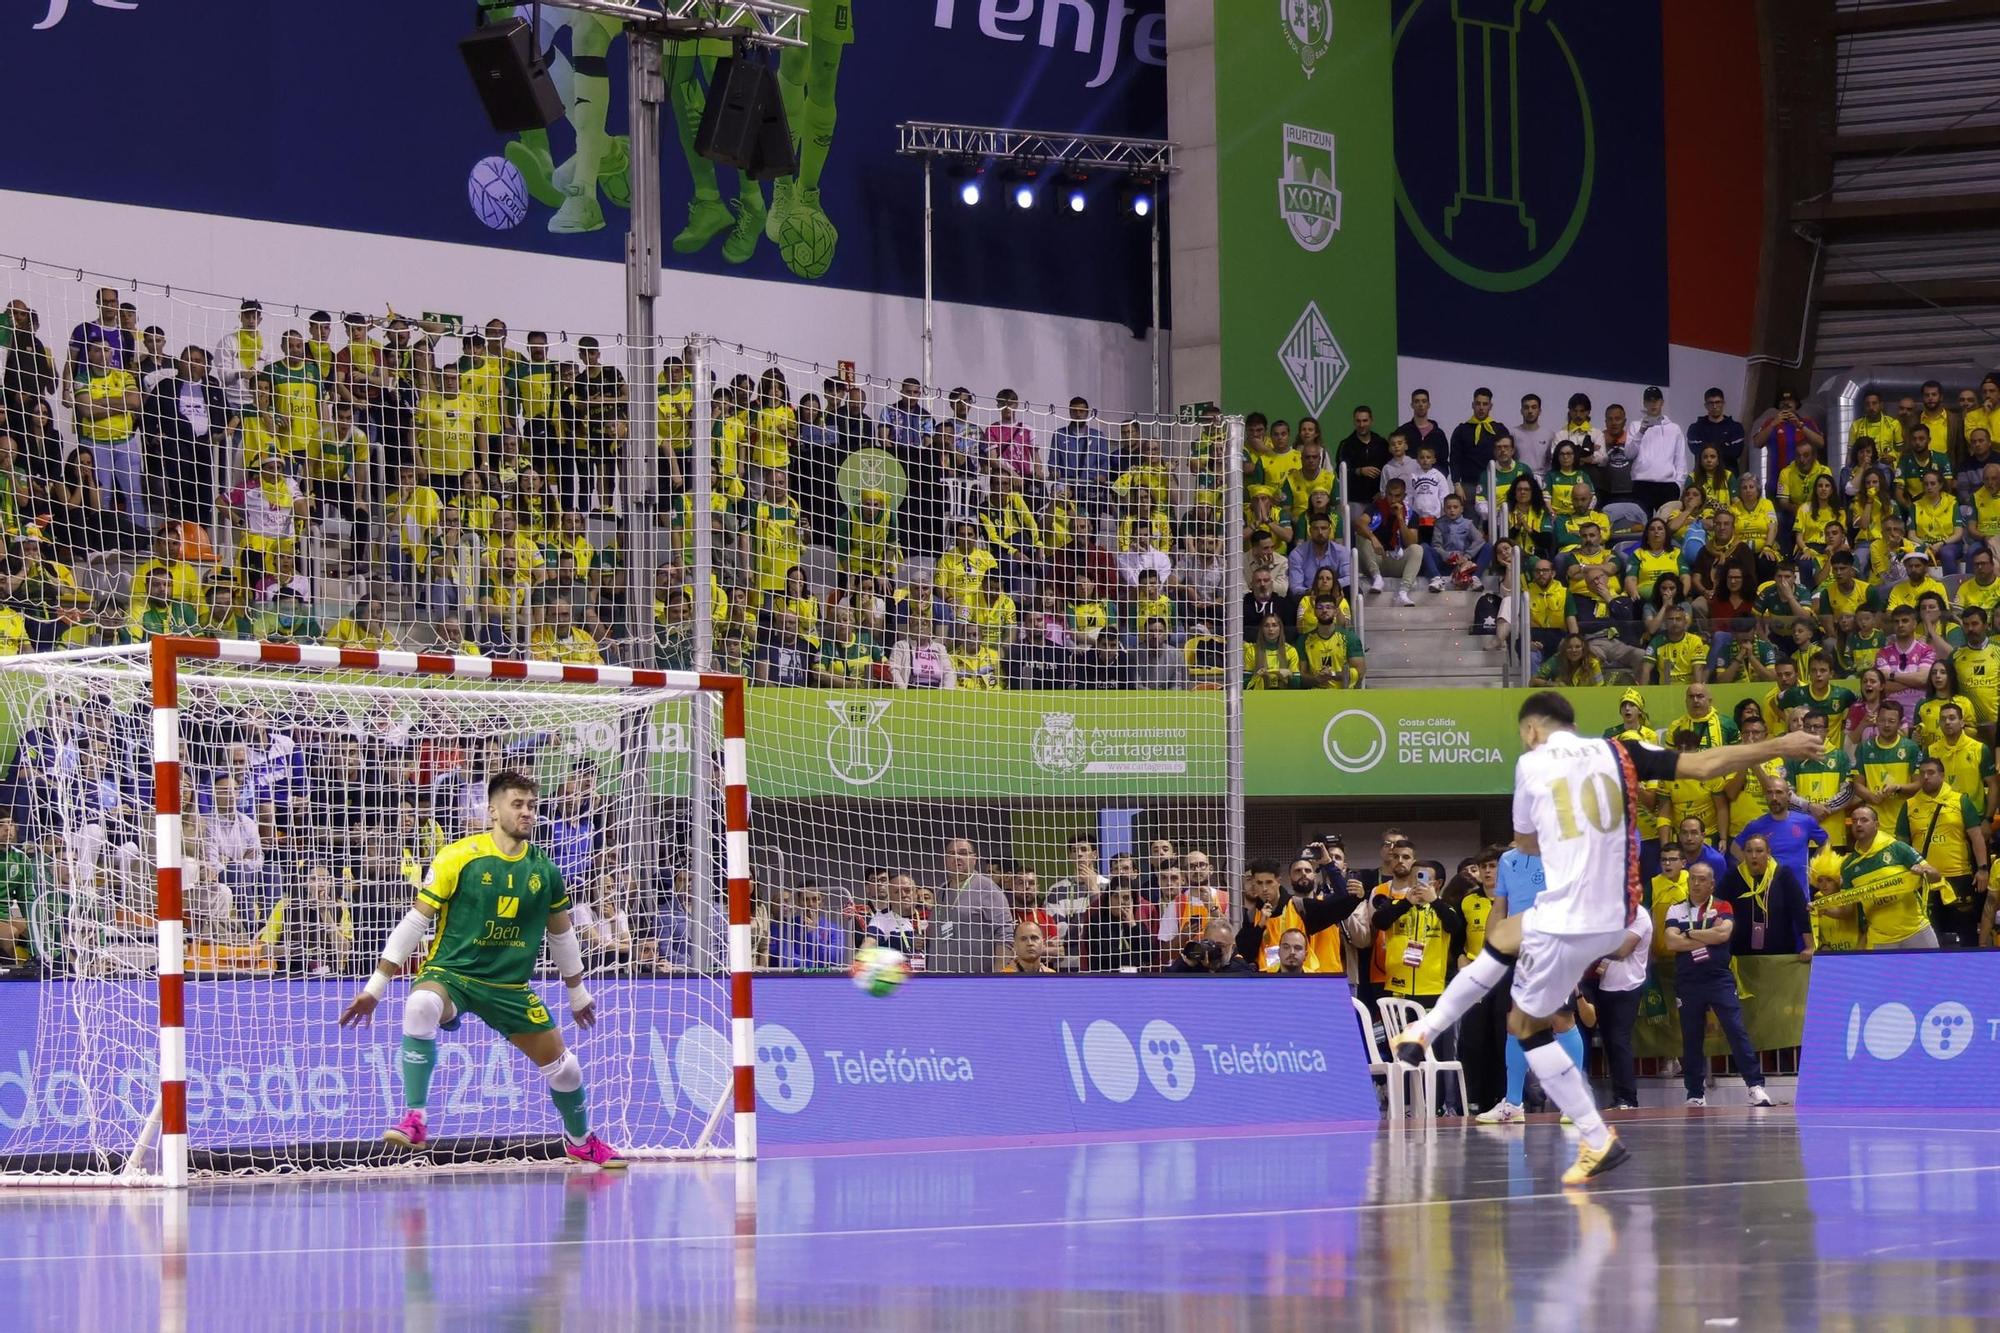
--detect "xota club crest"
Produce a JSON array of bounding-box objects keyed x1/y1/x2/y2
[{"x1": 1280, "y1": 124, "x2": 1341, "y2": 252}]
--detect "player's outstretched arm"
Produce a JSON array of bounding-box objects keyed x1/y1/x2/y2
[
  {"x1": 546, "y1": 908, "x2": 597, "y2": 1029},
  {"x1": 1665, "y1": 729, "x2": 1822, "y2": 783},
  {"x1": 339, "y1": 898, "x2": 438, "y2": 1027}
]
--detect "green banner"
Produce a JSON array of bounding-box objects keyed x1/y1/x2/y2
[
  {"x1": 1215, "y1": 1, "x2": 1397, "y2": 429},
  {"x1": 1244, "y1": 685, "x2": 1777, "y2": 798},
  {"x1": 736, "y1": 689, "x2": 1227, "y2": 801},
  {"x1": 1634, "y1": 956, "x2": 1811, "y2": 1059}
]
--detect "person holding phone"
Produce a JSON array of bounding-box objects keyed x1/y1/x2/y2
[{"x1": 1370, "y1": 841, "x2": 1467, "y2": 1114}]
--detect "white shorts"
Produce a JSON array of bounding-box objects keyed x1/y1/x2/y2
[{"x1": 1511, "y1": 910, "x2": 1631, "y2": 1020}]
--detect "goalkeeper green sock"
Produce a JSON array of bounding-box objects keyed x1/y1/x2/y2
[
  {"x1": 568, "y1": 65, "x2": 611, "y2": 184},
  {"x1": 400, "y1": 1035, "x2": 437, "y2": 1111},
  {"x1": 798, "y1": 93, "x2": 838, "y2": 194},
  {"x1": 777, "y1": 49, "x2": 808, "y2": 173},
  {"x1": 551, "y1": 1084, "x2": 588, "y2": 1142}
]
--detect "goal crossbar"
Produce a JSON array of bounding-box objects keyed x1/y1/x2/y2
[{"x1": 131, "y1": 637, "x2": 758, "y2": 1186}]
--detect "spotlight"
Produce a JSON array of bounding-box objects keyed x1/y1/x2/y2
[
  {"x1": 947, "y1": 153, "x2": 983, "y2": 207},
  {"x1": 1121, "y1": 175, "x2": 1157, "y2": 218},
  {"x1": 1059, "y1": 163, "x2": 1089, "y2": 215},
  {"x1": 1000, "y1": 155, "x2": 1040, "y2": 210}
]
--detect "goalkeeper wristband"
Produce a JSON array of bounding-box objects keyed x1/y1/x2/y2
[
  {"x1": 362, "y1": 970, "x2": 389, "y2": 1001},
  {"x1": 568, "y1": 982, "x2": 594, "y2": 1014}
]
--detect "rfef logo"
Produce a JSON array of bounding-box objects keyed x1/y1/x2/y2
[{"x1": 825, "y1": 699, "x2": 893, "y2": 787}]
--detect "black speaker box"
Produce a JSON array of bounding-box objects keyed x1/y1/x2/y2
[
  {"x1": 695, "y1": 56, "x2": 798, "y2": 181},
  {"x1": 460, "y1": 18, "x2": 564, "y2": 133}
]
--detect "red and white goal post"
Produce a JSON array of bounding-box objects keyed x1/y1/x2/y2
[{"x1": 0, "y1": 637, "x2": 756, "y2": 1186}]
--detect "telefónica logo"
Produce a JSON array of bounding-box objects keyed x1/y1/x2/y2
[
  {"x1": 1061, "y1": 1018, "x2": 1195, "y2": 1104},
  {"x1": 1845, "y1": 1002, "x2": 1976, "y2": 1063}
]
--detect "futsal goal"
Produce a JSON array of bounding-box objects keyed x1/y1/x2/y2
[{"x1": 0, "y1": 637, "x2": 756, "y2": 1186}]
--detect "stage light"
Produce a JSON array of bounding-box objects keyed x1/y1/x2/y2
[
  {"x1": 1122, "y1": 175, "x2": 1157, "y2": 218},
  {"x1": 947, "y1": 154, "x2": 983, "y2": 207},
  {"x1": 999, "y1": 156, "x2": 1039, "y2": 210},
  {"x1": 1059, "y1": 163, "x2": 1089, "y2": 215}
]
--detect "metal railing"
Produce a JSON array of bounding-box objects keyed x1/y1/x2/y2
[{"x1": 1338, "y1": 462, "x2": 1362, "y2": 655}]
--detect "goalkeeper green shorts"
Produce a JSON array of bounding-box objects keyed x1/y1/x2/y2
[{"x1": 417, "y1": 969, "x2": 555, "y2": 1036}]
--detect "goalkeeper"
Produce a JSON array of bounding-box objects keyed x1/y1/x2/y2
[{"x1": 339, "y1": 771, "x2": 626, "y2": 1168}]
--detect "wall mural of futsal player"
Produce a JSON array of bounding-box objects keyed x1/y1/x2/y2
[
  {"x1": 491, "y1": 2, "x2": 851, "y2": 281},
  {"x1": 501, "y1": 8, "x2": 632, "y2": 237}
]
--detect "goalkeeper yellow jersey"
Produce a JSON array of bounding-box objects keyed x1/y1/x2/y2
[{"x1": 419, "y1": 834, "x2": 570, "y2": 987}]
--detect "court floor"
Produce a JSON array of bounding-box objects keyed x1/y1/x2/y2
[{"x1": 4, "y1": 1111, "x2": 1998, "y2": 1330}]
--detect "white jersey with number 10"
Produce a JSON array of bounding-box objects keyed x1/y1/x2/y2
[{"x1": 1511, "y1": 730, "x2": 1645, "y2": 936}]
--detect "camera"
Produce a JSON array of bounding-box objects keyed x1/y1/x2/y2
[{"x1": 1182, "y1": 938, "x2": 1226, "y2": 971}]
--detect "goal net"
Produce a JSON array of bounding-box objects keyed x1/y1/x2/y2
[{"x1": 0, "y1": 638, "x2": 753, "y2": 1185}]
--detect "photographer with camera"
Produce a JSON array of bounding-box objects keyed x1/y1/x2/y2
[
  {"x1": 1169, "y1": 918, "x2": 1252, "y2": 974},
  {"x1": 1235, "y1": 842, "x2": 1361, "y2": 975}
]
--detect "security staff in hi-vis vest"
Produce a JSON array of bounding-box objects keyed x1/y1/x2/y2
[
  {"x1": 1233, "y1": 850, "x2": 1357, "y2": 976},
  {"x1": 1370, "y1": 842, "x2": 1466, "y2": 1115}
]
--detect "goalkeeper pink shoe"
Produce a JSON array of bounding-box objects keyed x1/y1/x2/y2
[
  {"x1": 383, "y1": 1111, "x2": 428, "y2": 1149},
  {"x1": 564, "y1": 1134, "x2": 628, "y2": 1170}
]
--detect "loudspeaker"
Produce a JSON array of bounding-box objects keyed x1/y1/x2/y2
[
  {"x1": 459, "y1": 18, "x2": 564, "y2": 133},
  {"x1": 694, "y1": 57, "x2": 798, "y2": 182}
]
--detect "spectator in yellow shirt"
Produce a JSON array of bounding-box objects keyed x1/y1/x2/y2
[
  {"x1": 529, "y1": 597, "x2": 606, "y2": 665},
  {"x1": 1244, "y1": 612, "x2": 1300, "y2": 689},
  {"x1": 416, "y1": 362, "x2": 482, "y2": 485},
  {"x1": 326, "y1": 596, "x2": 397, "y2": 651}
]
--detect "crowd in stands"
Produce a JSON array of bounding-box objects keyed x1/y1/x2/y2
[
  {"x1": 1237, "y1": 377, "x2": 2000, "y2": 690},
  {"x1": 0, "y1": 287, "x2": 1235, "y2": 688},
  {"x1": 786, "y1": 835, "x2": 1239, "y2": 976}
]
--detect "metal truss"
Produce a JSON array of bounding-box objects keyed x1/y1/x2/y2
[
  {"x1": 897, "y1": 121, "x2": 1178, "y2": 175},
  {"x1": 525, "y1": 0, "x2": 807, "y2": 47}
]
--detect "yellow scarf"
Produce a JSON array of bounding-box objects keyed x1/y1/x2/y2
[{"x1": 1741, "y1": 859, "x2": 1776, "y2": 917}]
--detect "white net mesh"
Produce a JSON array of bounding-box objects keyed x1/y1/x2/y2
[
  {"x1": 686, "y1": 340, "x2": 1236, "y2": 977},
  {"x1": 0, "y1": 647, "x2": 735, "y2": 1179},
  {"x1": 0, "y1": 259, "x2": 1240, "y2": 986}
]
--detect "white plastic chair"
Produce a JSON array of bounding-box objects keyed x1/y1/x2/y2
[
  {"x1": 1376, "y1": 997, "x2": 1466, "y2": 1122},
  {"x1": 1351, "y1": 995, "x2": 1406, "y2": 1123}
]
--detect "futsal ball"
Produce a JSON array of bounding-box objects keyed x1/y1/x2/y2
[
  {"x1": 849, "y1": 944, "x2": 910, "y2": 997},
  {"x1": 468, "y1": 156, "x2": 529, "y2": 231},
  {"x1": 776, "y1": 207, "x2": 839, "y2": 280}
]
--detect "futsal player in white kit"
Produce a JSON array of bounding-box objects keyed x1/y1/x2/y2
[{"x1": 1391, "y1": 691, "x2": 1819, "y2": 1184}]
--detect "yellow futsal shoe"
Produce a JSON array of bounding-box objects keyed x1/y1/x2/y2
[{"x1": 1561, "y1": 1129, "x2": 1631, "y2": 1187}]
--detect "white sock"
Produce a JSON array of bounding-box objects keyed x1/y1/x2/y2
[
  {"x1": 1526, "y1": 1040, "x2": 1608, "y2": 1149},
  {"x1": 1417, "y1": 949, "x2": 1508, "y2": 1035}
]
